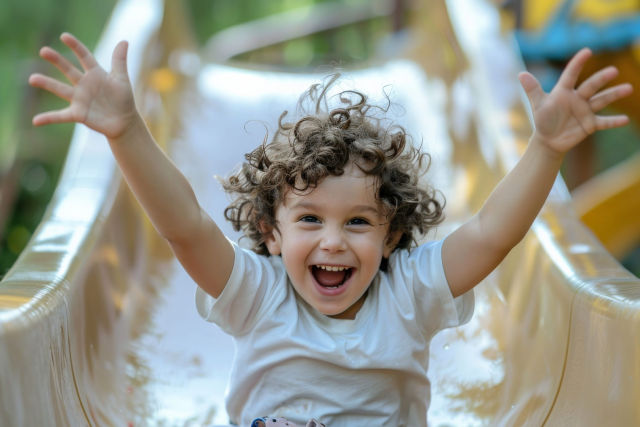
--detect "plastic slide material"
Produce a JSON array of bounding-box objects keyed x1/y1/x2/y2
[{"x1": 1, "y1": 0, "x2": 639, "y2": 425}]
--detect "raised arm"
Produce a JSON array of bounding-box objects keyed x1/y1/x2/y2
[
  {"x1": 29, "y1": 33, "x2": 233, "y2": 298},
  {"x1": 442, "y1": 48, "x2": 633, "y2": 298}
]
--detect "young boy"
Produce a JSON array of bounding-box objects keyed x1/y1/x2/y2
[{"x1": 29, "y1": 33, "x2": 632, "y2": 426}]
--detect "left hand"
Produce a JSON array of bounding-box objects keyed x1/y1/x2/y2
[{"x1": 519, "y1": 48, "x2": 633, "y2": 154}]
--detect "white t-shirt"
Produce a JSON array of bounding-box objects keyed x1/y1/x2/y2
[{"x1": 195, "y1": 237, "x2": 474, "y2": 427}]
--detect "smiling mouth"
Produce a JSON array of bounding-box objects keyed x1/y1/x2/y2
[{"x1": 311, "y1": 265, "x2": 354, "y2": 289}]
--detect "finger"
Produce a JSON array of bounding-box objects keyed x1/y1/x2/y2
[
  {"x1": 28, "y1": 73, "x2": 74, "y2": 102},
  {"x1": 589, "y1": 83, "x2": 634, "y2": 111},
  {"x1": 576, "y1": 66, "x2": 618, "y2": 99},
  {"x1": 60, "y1": 32, "x2": 99, "y2": 71},
  {"x1": 39, "y1": 46, "x2": 84, "y2": 85},
  {"x1": 110, "y1": 40, "x2": 130, "y2": 79},
  {"x1": 595, "y1": 114, "x2": 629, "y2": 130},
  {"x1": 518, "y1": 72, "x2": 546, "y2": 107},
  {"x1": 32, "y1": 108, "x2": 74, "y2": 126},
  {"x1": 558, "y1": 48, "x2": 592, "y2": 89}
]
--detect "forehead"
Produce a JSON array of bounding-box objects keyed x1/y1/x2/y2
[{"x1": 282, "y1": 167, "x2": 380, "y2": 213}]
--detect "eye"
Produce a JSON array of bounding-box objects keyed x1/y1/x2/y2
[
  {"x1": 347, "y1": 217, "x2": 370, "y2": 226},
  {"x1": 300, "y1": 215, "x2": 320, "y2": 223}
]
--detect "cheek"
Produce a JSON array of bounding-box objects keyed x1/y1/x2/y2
[
  {"x1": 281, "y1": 232, "x2": 314, "y2": 273},
  {"x1": 350, "y1": 232, "x2": 386, "y2": 260},
  {"x1": 283, "y1": 229, "x2": 315, "y2": 253}
]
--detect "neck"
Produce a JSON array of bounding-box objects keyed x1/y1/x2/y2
[{"x1": 328, "y1": 289, "x2": 368, "y2": 320}]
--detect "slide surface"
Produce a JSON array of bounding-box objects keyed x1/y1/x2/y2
[{"x1": 1, "y1": 0, "x2": 639, "y2": 426}]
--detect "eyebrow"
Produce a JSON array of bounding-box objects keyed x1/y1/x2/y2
[{"x1": 289, "y1": 201, "x2": 381, "y2": 217}]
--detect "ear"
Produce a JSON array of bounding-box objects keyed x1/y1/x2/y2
[
  {"x1": 259, "y1": 220, "x2": 281, "y2": 256},
  {"x1": 383, "y1": 230, "x2": 403, "y2": 258}
]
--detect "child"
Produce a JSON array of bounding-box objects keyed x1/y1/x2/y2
[{"x1": 29, "y1": 33, "x2": 632, "y2": 426}]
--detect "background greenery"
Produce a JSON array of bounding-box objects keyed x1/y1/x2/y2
[
  {"x1": 187, "y1": 0, "x2": 391, "y2": 67},
  {"x1": 0, "y1": 0, "x2": 118, "y2": 276}
]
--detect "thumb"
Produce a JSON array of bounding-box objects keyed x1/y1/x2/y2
[
  {"x1": 518, "y1": 71, "x2": 545, "y2": 107},
  {"x1": 111, "y1": 40, "x2": 129, "y2": 78}
]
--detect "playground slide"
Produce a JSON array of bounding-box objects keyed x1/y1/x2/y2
[{"x1": 1, "y1": 0, "x2": 639, "y2": 426}]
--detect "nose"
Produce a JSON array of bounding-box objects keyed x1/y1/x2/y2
[{"x1": 319, "y1": 226, "x2": 347, "y2": 253}]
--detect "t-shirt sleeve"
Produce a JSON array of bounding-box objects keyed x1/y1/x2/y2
[
  {"x1": 390, "y1": 237, "x2": 475, "y2": 335},
  {"x1": 194, "y1": 239, "x2": 286, "y2": 336}
]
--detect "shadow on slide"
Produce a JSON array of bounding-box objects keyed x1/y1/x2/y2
[{"x1": 1, "y1": 0, "x2": 639, "y2": 425}]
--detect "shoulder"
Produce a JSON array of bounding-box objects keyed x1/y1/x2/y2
[
  {"x1": 384, "y1": 238, "x2": 450, "y2": 309},
  {"x1": 388, "y1": 237, "x2": 476, "y2": 333},
  {"x1": 194, "y1": 241, "x2": 290, "y2": 334},
  {"x1": 234, "y1": 242, "x2": 287, "y2": 278},
  {"x1": 388, "y1": 239, "x2": 444, "y2": 275}
]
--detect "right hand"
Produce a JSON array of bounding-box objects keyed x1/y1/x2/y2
[{"x1": 28, "y1": 32, "x2": 139, "y2": 140}]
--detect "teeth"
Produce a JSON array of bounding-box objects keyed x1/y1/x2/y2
[{"x1": 315, "y1": 265, "x2": 350, "y2": 271}]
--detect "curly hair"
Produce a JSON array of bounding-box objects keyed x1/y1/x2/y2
[{"x1": 221, "y1": 73, "x2": 445, "y2": 267}]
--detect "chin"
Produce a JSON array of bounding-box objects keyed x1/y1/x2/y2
[
  {"x1": 312, "y1": 299, "x2": 350, "y2": 316},
  {"x1": 314, "y1": 303, "x2": 342, "y2": 316}
]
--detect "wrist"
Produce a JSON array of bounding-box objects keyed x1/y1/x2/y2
[
  {"x1": 529, "y1": 132, "x2": 566, "y2": 162},
  {"x1": 108, "y1": 112, "x2": 147, "y2": 147}
]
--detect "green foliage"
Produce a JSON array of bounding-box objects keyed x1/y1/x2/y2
[
  {"x1": 0, "y1": 0, "x2": 117, "y2": 277},
  {"x1": 187, "y1": 0, "x2": 337, "y2": 46},
  {"x1": 187, "y1": 0, "x2": 390, "y2": 67},
  {"x1": 233, "y1": 18, "x2": 389, "y2": 68}
]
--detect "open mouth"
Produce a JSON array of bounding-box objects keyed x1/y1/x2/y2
[{"x1": 311, "y1": 265, "x2": 354, "y2": 290}]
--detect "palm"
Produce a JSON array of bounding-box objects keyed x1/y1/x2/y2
[
  {"x1": 69, "y1": 69, "x2": 135, "y2": 138},
  {"x1": 29, "y1": 33, "x2": 137, "y2": 140},
  {"x1": 519, "y1": 48, "x2": 632, "y2": 154},
  {"x1": 531, "y1": 89, "x2": 592, "y2": 152}
]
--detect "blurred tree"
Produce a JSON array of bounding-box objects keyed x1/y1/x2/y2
[
  {"x1": 0, "y1": 0, "x2": 117, "y2": 277},
  {"x1": 188, "y1": 0, "x2": 393, "y2": 68},
  {"x1": 188, "y1": 0, "x2": 337, "y2": 46}
]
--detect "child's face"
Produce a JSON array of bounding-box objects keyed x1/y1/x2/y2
[{"x1": 263, "y1": 163, "x2": 399, "y2": 319}]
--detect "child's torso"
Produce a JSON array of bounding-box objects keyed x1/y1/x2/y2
[{"x1": 226, "y1": 277, "x2": 436, "y2": 427}]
